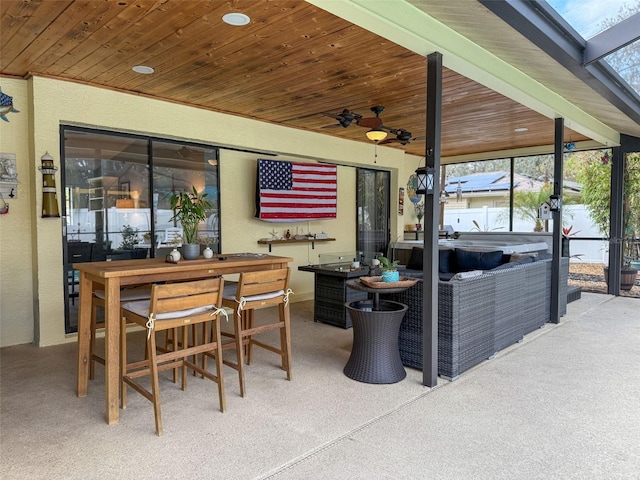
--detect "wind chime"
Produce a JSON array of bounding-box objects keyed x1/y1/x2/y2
[{"x1": 38, "y1": 151, "x2": 60, "y2": 218}]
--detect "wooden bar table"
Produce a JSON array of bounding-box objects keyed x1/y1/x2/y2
[{"x1": 74, "y1": 253, "x2": 292, "y2": 425}]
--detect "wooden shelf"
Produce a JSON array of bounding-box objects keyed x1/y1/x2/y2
[{"x1": 257, "y1": 237, "x2": 335, "y2": 252}]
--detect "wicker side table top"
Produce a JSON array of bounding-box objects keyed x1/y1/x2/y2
[{"x1": 346, "y1": 278, "x2": 417, "y2": 310}]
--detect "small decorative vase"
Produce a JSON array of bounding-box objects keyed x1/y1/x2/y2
[
  {"x1": 168, "y1": 248, "x2": 181, "y2": 262},
  {"x1": 381, "y1": 271, "x2": 400, "y2": 283},
  {"x1": 203, "y1": 246, "x2": 214, "y2": 259},
  {"x1": 181, "y1": 243, "x2": 200, "y2": 260}
]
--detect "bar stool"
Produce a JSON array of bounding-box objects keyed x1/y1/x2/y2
[
  {"x1": 220, "y1": 268, "x2": 292, "y2": 397},
  {"x1": 120, "y1": 277, "x2": 227, "y2": 436},
  {"x1": 89, "y1": 286, "x2": 151, "y2": 380}
]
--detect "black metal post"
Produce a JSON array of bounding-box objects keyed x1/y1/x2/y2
[
  {"x1": 422, "y1": 52, "x2": 443, "y2": 387},
  {"x1": 550, "y1": 118, "x2": 564, "y2": 324},
  {"x1": 608, "y1": 146, "x2": 624, "y2": 295},
  {"x1": 509, "y1": 157, "x2": 515, "y2": 232}
]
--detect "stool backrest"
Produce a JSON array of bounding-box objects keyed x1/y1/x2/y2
[
  {"x1": 150, "y1": 277, "x2": 223, "y2": 316},
  {"x1": 236, "y1": 268, "x2": 289, "y2": 300}
]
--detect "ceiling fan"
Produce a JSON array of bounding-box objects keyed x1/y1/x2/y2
[
  {"x1": 379, "y1": 128, "x2": 426, "y2": 145},
  {"x1": 321, "y1": 106, "x2": 421, "y2": 144},
  {"x1": 321, "y1": 106, "x2": 387, "y2": 130}
]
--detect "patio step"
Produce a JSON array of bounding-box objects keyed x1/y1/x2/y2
[{"x1": 567, "y1": 285, "x2": 582, "y2": 303}]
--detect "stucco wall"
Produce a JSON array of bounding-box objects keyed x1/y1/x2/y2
[
  {"x1": 0, "y1": 78, "x2": 35, "y2": 346},
  {"x1": 0, "y1": 75, "x2": 417, "y2": 347}
]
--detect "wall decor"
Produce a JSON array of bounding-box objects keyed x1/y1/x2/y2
[
  {"x1": 0, "y1": 87, "x2": 20, "y2": 122},
  {"x1": 255, "y1": 159, "x2": 337, "y2": 221},
  {"x1": 406, "y1": 173, "x2": 422, "y2": 204},
  {"x1": 399, "y1": 187, "x2": 404, "y2": 215},
  {"x1": 39, "y1": 151, "x2": 61, "y2": 218},
  {"x1": 0, "y1": 153, "x2": 18, "y2": 200}
]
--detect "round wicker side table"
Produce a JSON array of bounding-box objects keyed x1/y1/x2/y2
[{"x1": 344, "y1": 279, "x2": 413, "y2": 384}]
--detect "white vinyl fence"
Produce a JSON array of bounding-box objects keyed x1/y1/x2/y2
[{"x1": 443, "y1": 204, "x2": 608, "y2": 263}]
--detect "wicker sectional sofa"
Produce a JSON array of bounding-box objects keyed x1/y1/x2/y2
[{"x1": 386, "y1": 249, "x2": 568, "y2": 380}]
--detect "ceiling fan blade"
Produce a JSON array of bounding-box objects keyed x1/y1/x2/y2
[
  {"x1": 378, "y1": 137, "x2": 400, "y2": 145},
  {"x1": 321, "y1": 124, "x2": 344, "y2": 129},
  {"x1": 357, "y1": 117, "x2": 383, "y2": 129},
  {"x1": 321, "y1": 112, "x2": 344, "y2": 120},
  {"x1": 412, "y1": 136, "x2": 426, "y2": 142}
]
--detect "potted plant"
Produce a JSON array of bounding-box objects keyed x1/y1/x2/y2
[
  {"x1": 562, "y1": 226, "x2": 579, "y2": 258},
  {"x1": 413, "y1": 202, "x2": 425, "y2": 230},
  {"x1": 169, "y1": 186, "x2": 212, "y2": 260},
  {"x1": 197, "y1": 236, "x2": 217, "y2": 259},
  {"x1": 119, "y1": 224, "x2": 139, "y2": 250},
  {"x1": 378, "y1": 256, "x2": 400, "y2": 283}
]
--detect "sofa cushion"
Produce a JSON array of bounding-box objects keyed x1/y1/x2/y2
[
  {"x1": 455, "y1": 248, "x2": 504, "y2": 271},
  {"x1": 406, "y1": 247, "x2": 454, "y2": 273},
  {"x1": 492, "y1": 255, "x2": 535, "y2": 271},
  {"x1": 439, "y1": 248, "x2": 453, "y2": 273},
  {"x1": 439, "y1": 272, "x2": 457, "y2": 281},
  {"x1": 407, "y1": 247, "x2": 423, "y2": 270}
]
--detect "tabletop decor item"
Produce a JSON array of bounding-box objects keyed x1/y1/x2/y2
[
  {"x1": 166, "y1": 248, "x2": 181, "y2": 263},
  {"x1": 378, "y1": 256, "x2": 400, "y2": 282},
  {"x1": 359, "y1": 276, "x2": 418, "y2": 289},
  {"x1": 170, "y1": 186, "x2": 212, "y2": 260}
]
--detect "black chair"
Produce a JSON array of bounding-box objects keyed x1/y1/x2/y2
[{"x1": 67, "y1": 242, "x2": 92, "y2": 305}]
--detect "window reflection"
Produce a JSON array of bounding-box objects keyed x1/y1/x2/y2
[{"x1": 61, "y1": 127, "x2": 220, "y2": 333}]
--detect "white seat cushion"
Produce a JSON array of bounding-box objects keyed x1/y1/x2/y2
[
  {"x1": 121, "y1": 300, "x2": 214, "y2": 320},
  {"x1": 238, "y1": 290, "x2": 285, "y2": 302}
]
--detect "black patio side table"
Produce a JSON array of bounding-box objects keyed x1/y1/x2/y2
[{"x1": 344, "y1": 279, "x2": 413, "y2": 384}]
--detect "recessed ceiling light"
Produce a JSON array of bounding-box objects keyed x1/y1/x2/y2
[
  {"x1": 132, "y1": 65, "x2": 154, "y2": 74},
  {"x1": 514, "y1": 127, "x2": 528, "y2": 132},
  {"x1": 222, "y1": 13, "x2": 250, "y2": 26}
]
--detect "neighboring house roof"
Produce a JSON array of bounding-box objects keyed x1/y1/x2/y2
[{"x1": 444, "y1": 172, "x2": 582, "y2": 196}]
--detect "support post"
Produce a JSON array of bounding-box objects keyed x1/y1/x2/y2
[
  {"x1": 550, "y1": 118, "x2": 564, "y2": 324},
  {"x1": 422, "y1": 52, "x2": 442, "y2": 387},
  {"x1": 608, "y1": 146, "x2": 624, "y2": 295}
]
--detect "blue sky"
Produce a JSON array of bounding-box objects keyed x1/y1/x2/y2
[{"x1": 546, "y1": 0, "x2": 631, "y2": 38}]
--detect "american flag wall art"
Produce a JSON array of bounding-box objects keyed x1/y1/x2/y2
[{"x1": 255, "y1": 159, "x2": 337, "y2": 221}]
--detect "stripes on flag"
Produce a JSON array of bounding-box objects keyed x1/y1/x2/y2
[{"x1": 255, "y1": 159, "x2": 337, "y2": 221}]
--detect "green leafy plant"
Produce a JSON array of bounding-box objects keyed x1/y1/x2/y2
[
  {"x1": 378, "y1": 256, "x2": 399, "y2": 272},
  {"x1": 169, "y1": 186, "x2": 212, "y2": 245},
  {"x1": 119, "y1": 224, "x2": 139, "y2": 250},
  {"x1": 572, "y1": 150, "x2": 640, "y2": 266},
  {"x1": 413, "y1": 202, "x2": 425, "y2": 224}
]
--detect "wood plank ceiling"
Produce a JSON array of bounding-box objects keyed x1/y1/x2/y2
[{"x1": 0, "y1": 0, "x2": 589, "y2": 160}]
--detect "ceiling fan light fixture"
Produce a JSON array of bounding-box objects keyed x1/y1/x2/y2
[{"x1": 366, "y1": 128, "x2": 387, "y2": 142}]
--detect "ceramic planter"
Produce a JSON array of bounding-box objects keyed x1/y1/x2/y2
[
  {"x1": 381, "y1": 271, "x2": 400, "y2": 283},
  {"x1": 182, "y1": 243, "x2": 200, "y2": 260}
]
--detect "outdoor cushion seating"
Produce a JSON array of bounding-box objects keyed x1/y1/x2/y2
[
  {"x1": 403, "y1": 246, "x2": 537, "y2": 281},
  {"x1": 390, "y1": 250, "x2": 569, "y2": 380}
]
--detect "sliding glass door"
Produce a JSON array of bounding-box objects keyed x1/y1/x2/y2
[
  {"x1": 61, "y1": 126, "x2": 220, "y2": 332},
  {"x1": 356, "y1": 168, "x2": 390, "y2": 259}
]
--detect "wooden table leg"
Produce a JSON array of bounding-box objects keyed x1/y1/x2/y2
[
  {"x1": 104, "y1": 279, "x2": 121, "y2": 425},
  {"x1": 76, "y1": 272, "x2": 93, "y2": 397}
]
